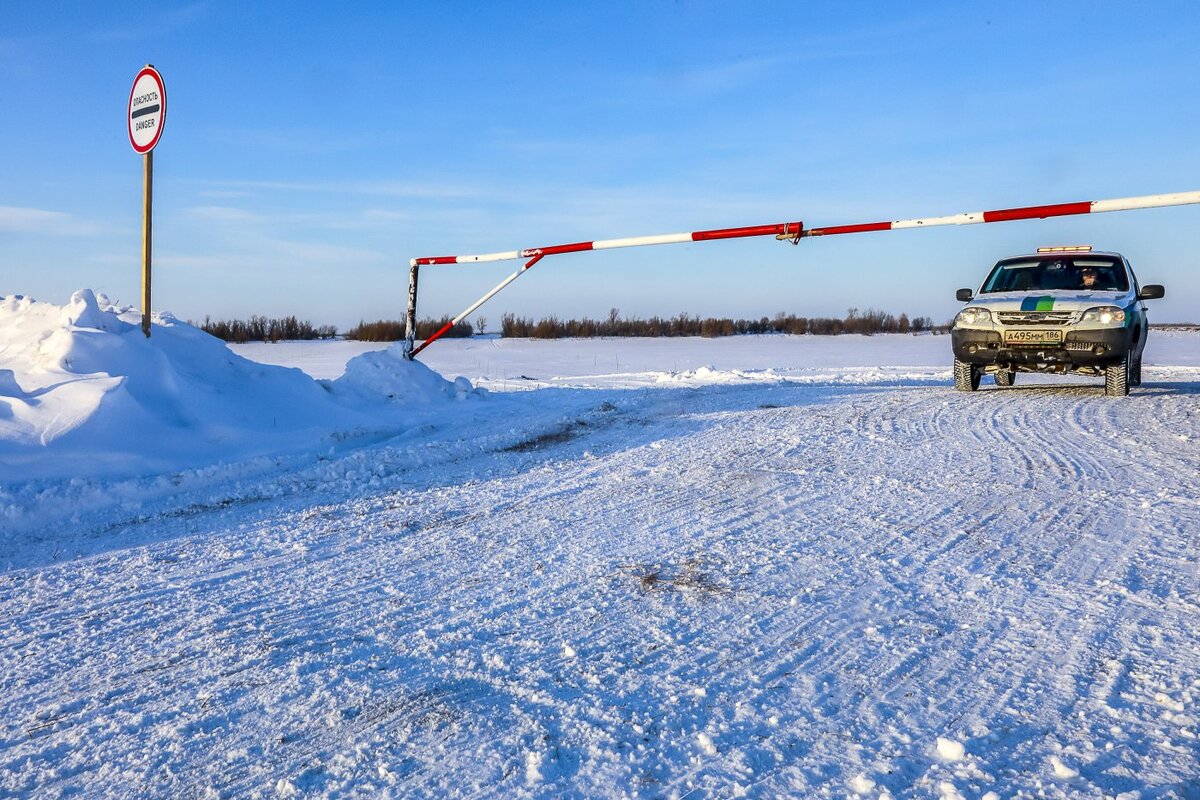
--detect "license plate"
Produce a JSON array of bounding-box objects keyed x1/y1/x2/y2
[{"x1": 1004, "y1": 329, "x2": 1063, "y2": 346}]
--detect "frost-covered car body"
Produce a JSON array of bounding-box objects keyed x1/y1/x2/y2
[{"x1": 951, "y1": 248, "x2": 1165, "y2": 395}]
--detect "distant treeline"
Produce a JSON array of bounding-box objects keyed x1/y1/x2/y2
[
  {"x1": 197, "y1": 309, "x2": 945, "y2": 343},
  {"x1": 344, "y1": 318, "x2": 474, "y2": 341},
  {"x1": 198, "y1": 315, "x2": 337, "y2": 343},
  {"x1": 500, "y1": 308, "x2": 944, "y2": 339}
]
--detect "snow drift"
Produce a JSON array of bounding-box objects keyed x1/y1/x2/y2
[
  {"x1": 0, "y1": 291, "x2": 478, "y2": 480},
  {"x1": 331, "y1": 343, "x2": 479, "y2": 404}
]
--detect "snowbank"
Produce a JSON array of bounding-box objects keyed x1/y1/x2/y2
[
  {"x1": 329, "y1": 342, "x2": 480, "y2": 404},
  {"x1": 0, "y1": 291, "x2": 477, "y2": 481}
]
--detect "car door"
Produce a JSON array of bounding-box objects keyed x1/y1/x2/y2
[{"x1": 1126, "y1": 259, "x2": 1149, "y2": 360}]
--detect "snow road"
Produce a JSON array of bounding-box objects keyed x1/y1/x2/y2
[{"x1": 2, "y1": 342, "x2": 1199, "y2": 797}]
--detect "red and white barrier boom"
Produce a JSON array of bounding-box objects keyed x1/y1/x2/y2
[{"x1": 403, "y1": 189, "x2": 1200, "y2": 359}]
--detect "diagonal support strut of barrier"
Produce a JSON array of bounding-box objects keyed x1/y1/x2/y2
[
  {"x1": 403, "y1": 189, "x2": 1200, "y2": 359},
  {"x1": 409, "y1": 253, "x2": 544, "y2": 359}
]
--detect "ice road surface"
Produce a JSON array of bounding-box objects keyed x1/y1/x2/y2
[{"x1": 3, "y1": 302, "x2": 1200, "y2": 797}]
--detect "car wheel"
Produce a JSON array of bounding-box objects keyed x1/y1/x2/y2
[
  {"x1": 954, "y1": 358, "x2": 980, "y2": 392},
  {"x1": 1105, "y1": 355, "x2": 1130, "y2": 396},
  {"x1": 1130, "y1": 357, "x2": 1142, "y2": 387},
  {"x1": 995, "y1": 369, "x2": 1016, "y2": 387}
]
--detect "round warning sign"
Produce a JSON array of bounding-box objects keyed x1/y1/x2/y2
[{"x1": 128, "y1": 66, "x2": 166, "y2": 154}]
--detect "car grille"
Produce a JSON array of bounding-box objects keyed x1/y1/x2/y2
[{"x1": 996, "y1": 311, "x2": 1075, "y2": 326}]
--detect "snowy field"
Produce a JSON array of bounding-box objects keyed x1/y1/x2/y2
[{"x1": 2, "y1": 294, "x2": 1200, "y2": 798}]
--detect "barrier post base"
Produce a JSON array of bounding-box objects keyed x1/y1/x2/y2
[{"x1": 403, "y1": 262, "x2": 419, "y2": 360}]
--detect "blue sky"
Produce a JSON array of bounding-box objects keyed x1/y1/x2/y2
[{"x1": 3, "y1": 1, "x2": 1200, "y2": 327}]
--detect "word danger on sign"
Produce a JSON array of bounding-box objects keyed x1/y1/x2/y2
[{"x1": 128, "y1": 66, "x2": 166, "y2": 154}]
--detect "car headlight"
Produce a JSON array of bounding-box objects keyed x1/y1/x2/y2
[
  {"x1": 954, "y1": 307, "x2": 992, "y2": 327},
  {"x1": 1080, "y1": 306, "x2": 1126, "y2": 325}
]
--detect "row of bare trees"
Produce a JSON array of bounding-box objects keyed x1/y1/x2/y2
[
  {"x1": 198, "y1": 309, "x2": 943, "y2": 343},
  {"x1": 343, "y1": 318, "x2": 473, "y2": 341},
  {"x1": 500, "y1": 308, "x2": 943, "y2": 339},
  {"x1": 198, "y1": 315, "x2": 337, "y2": 343}
]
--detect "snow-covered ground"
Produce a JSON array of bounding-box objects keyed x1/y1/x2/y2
[
  {"x1": 2, "y1": 294, "x2": 1199, "y2": 798},
  {"x1": 236, "y1": 328, "x2": 1200, "y2": 388}
]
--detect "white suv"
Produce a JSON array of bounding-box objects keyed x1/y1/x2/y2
[{"x1": 951, "y1": 247, "x2": 1165, "y2": 396}]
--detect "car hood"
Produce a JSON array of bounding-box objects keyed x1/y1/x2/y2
[{"x1": 967, "y1": 291, "x2": 1132, "y2": 312}]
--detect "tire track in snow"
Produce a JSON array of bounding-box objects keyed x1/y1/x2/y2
[{"x1": 2, "y1": 381, "x2": 1199, "y2": 797}]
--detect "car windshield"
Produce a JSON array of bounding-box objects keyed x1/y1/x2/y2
[{"x1": 980, "y1": 256, "x2": 1129, "y2": 293}]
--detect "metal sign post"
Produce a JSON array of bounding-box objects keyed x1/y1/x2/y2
[
  {"x1": 127, "y1": 65, "x2": 167, "y2": 338},
  {"x1": 404, "y1": 189, "x2": 1200, "y2": 359},
  {"x1": 141, "y1": 150, "x2": 153, "y2": 338}
]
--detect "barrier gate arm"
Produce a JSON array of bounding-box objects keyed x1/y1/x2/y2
[{"x1": 403, "y1": 189, "x2": 1200, "y2": 359}]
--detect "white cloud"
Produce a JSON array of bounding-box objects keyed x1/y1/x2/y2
[
  {"x1": 266, "y1": 237, "x2": 385, "y2": 265},
  {"x1": 193, "y1": 178, "x2": 479, "y2": 200},
  {"x1": 89, "y1": 3, "x2": 208, "y2": 42},
  {"x1": 181, "y1": 204, "x2": 476, "y2": 232},
  {"x1": 0, "y1": 206, "x2": 98, "y2": 235},
  {"x1": 155, "y1": 254, "x2": 242, "y2": 271},
  {"x1": 667, "y1": 55, "x2": 792, "y2": 95},
  {"x1": 197, "y1": 190, "x2": 250, "y2": 199},
  {"x1": 185, "y1": 206, "x2": 263, "y2": 223}
]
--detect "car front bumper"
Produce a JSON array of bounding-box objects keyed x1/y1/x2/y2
[{"x1": 951, "y1": 327, "x2": 1132, "y2": 367}]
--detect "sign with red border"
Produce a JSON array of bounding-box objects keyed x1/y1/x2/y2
[{"x1": 128, "y1": 66, "x2": 166, "y2": 154}]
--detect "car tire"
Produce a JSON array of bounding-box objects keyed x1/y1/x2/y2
[
  {"x1": 1130, "y1": 357, "x2": 1142, "y2": 387},
  {"x1": 995, "y1": 369, "x2": 1016, "y2": 387},
  {"x1": 954, "y1": 358, "x2": 981, "y2": 392},
  {"x1": 1105, "y1": 356, "x2": 1130, "y2": 396}
]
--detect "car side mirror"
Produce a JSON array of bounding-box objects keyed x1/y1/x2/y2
[
  {"x1": 956, "y1": 288, "x2": 974, "y2": 302},
  {"x1": 1138, "y1": 285, "x2": 1165, "y2": 300}
]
